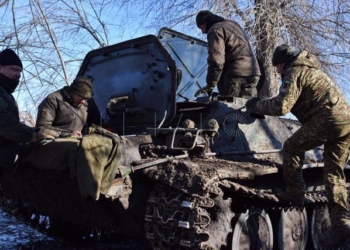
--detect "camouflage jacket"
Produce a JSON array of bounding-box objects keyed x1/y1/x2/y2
[
  {"x1": 206, "y1": 20, "x2": 261, "y2": 88},
  {"x1": 36, "y1": 86, "x2": 88, "y2": 138},
  {"x1": 254, "y1": 50, "x2": 350, "y2": 125},
  {"x1": 0, "y1": 80, "x2": 33, "y2": 167}
]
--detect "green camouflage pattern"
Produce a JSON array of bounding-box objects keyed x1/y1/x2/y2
[
  {"x1": 255, "y1": 50, "x2": 350, "y2": 125},
  {"x1": 283, "y1": 120, "x2": 350, "y2": 226},
  {"x1": 254, "y1": 50, "x2": 350, "y2": 227}
]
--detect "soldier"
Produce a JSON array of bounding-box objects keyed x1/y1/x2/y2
[
  {"x1": 27, "y1": 76, "x2": 117, "y2": 201},
  {"x1": 36, "y1": 76, "x2": 100, "y2": 139},
  {"x1": 246, "y1": 44, "x2": 350, "y2": 248},
  {"x1": 0, "y1": 48, "x2": 36, "y2": 168},
  {"x1": 194, "y1": 10, "x2": 261, "y2": 98}
]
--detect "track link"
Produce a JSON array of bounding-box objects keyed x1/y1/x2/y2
[{"x1": 144, "y1": 185, "x2": 234, "y2": 249}]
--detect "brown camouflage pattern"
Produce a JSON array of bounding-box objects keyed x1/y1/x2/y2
[{"x1": 254, "y1": 50, "x2": 350, "y2": 227}]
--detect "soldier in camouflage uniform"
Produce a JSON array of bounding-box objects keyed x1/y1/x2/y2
[{"x1": 246, "y1": 44, "x2": 350, "y2": 248}]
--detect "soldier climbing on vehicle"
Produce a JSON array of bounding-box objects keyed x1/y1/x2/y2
[{"x1": 246, "y1": 44, "x2": 350, "y2": 249}]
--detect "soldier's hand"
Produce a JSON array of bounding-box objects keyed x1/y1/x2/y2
[
  {"x1": 194, "y1": 85, "x2": 214, "y2": 97},
  {"x1": 71, "y1": 131, "x2": 82, "y2": 138},
  {"x1": 245, "y1": 97, "x2": 261, "y2": 109}
]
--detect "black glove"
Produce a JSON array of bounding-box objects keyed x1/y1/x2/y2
[{"x1": 245, "y1": 97, "x2": 261, "y2": 109}]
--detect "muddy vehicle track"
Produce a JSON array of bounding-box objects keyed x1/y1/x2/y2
[{"x1": 141, "y1": 156, "x2": 350, "y2": 249}]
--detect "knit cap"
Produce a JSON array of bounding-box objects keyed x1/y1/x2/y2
[
  {"x1": 196, "y1": 10, "x2": 213, "y2": 27},
  {"x1": 0, "y1": 48, "x2": 23, "y2": 68},
  {"x1": 70, "y1": 76, "x2": 93, "y2": 99}
]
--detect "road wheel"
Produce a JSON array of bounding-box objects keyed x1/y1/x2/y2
[
  {"x1": 232, "y1": 208, "x2": 273, "y2": 250},
  {"x1": 278, "y1": 207, "x2": 308, "y2": 250}
]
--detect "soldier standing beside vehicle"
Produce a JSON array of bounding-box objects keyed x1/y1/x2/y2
[
  {"x1": 246, "y1": 44, "x2": 350, "y2": 248},
  {"x1": 194, "y1": 10, "x2": 261, "y2": 98},
  {"x1": 0, "y1": 48, "x2": 36, "y2": 168}
]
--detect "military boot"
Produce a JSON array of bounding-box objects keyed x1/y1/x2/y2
[
  {"x1": 273, "y1": 188, "x2": 305, "y2": 207},
  {"x1": 326, "y1": 223, "x2": 350, "y2": 249}
]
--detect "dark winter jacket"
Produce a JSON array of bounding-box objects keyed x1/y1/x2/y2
[
  {"x1": 36, "y1": 86, "x2": 88, "y2": 138},
  {"x1": 0, "y1": 74, "x2": 34, "y2": 167},
  {"x1": 206, "y1": 16, "x2": 261, "y2": 88}
]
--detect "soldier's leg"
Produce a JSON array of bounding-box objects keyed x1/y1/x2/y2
[
  {"x1": 221, "y1": 75, "x2": 245, "y2": 97},
  {"x1": 216, "y1": 75, "x2": 225, "y2": 96},
  {"x1": 324, "y1": 136, "x2": 350, "y2": 226},
  {"x1": 282, "y1": 122, "x2": 325, "y2": 197},
  {"x1": 22, "y1": 137, "x2": 81, "y2": 172},
  {"x1": 282, "y1": 137, "x2": 306, "y2": 197},
  {"x1": 324, "y1": 124, "x2": 350, "y2": 247},
  {"x1": 243, "y1": 76, "x2": 260, "y2": 98}
]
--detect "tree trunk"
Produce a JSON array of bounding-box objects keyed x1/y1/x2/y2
[{"x1": 254, "y1": 0, "x2": 279, "y2": 99}]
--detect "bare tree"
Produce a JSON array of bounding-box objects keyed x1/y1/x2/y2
[
  {"x1": 0, "y1": 0, "x2": 124, "y2": 115},
  {"x1": 0, "y1": 0, "x2": 349, "y2": 116},
  {"x1": 120, "y1": 0, "x2": 350, "y2": 99},
  {"x1": 0, "y1": 0, "x2": 9, "y2": 7}
]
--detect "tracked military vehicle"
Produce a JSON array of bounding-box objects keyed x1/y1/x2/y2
[{"x1": 0, "y1": 28, "x2": 349, "y2": 250}]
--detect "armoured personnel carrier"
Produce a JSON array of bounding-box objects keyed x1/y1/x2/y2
[{"x1": 0, "y1": 28, "x2": 349, "y2": 250}]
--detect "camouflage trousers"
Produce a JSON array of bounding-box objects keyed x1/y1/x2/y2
[
  {"x1": 217, "y1": 75, "x2": 260, "y2": 98},
  {"x1": 283, "y1": 120, "x2": 350, "y2": 227}
]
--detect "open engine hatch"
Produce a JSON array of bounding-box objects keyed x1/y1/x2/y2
[{"x1": 77, "y1": 35, "x2": 177, "y2": 134}]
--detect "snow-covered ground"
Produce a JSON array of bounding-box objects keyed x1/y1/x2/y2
[
  {"x1": 0, "y1": 209, "x2": 151, "y2": 249},
  {"x1": 0, "y1": 209, "x2": 57, "y2": 249}
]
